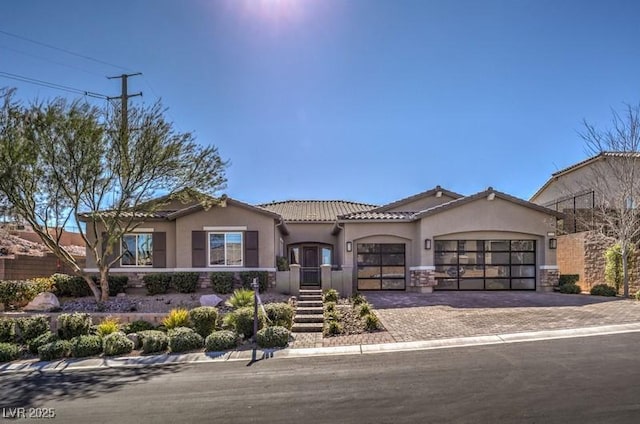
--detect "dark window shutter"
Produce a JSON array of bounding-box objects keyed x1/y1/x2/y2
[
  {"x1": 102, "y1": 232, "x2": 118, "y2": 266},
  {"x1": 152, "y1": 232, "x2": 167, "y2": 268},
  {"x1": 192, "y1": 231, "x2": 206, "y2": 267},
  {"x1": 244, "y1": 231, "x2": 259, "y2": 268}
]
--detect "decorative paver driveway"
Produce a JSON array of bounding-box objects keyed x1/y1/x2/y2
[{"x1": 366, "y1": 292, "x2": 640, "y2": 343}]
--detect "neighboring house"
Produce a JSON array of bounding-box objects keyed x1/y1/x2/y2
[{"x1": 84, "y1": 186, "x2": 562, "y2": 296}]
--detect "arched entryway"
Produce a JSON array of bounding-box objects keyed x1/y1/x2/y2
[{"x1": 289, "y1": 243, "x2": 332, "y2": 286}]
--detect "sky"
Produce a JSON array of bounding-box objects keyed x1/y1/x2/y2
[{"x1": 2, "y1": 0, "x2": 640, "y2": 206}]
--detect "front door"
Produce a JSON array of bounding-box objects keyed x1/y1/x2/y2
[{"x1": 301, "y1": 246, "x2": 320, "y2": 286}]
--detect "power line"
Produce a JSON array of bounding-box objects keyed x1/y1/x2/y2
[
  {"x1": 0, "y1": 29, "x2": 131, "y2": 72},
  {"x1": 0, "y1": 44, "x2": 106, "y2": 77},
  {"x1": 0, "y1": 71, "x2": 108, "y2": 99}
]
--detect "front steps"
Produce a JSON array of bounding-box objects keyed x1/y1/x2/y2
[{"x1": 292, "y1": 289, "x2": 324, "y2": 333}]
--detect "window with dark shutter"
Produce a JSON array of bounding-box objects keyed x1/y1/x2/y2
[
  {"x1": 192, "y1": 231, "x2": 206, "y2": 267},
  {"x1": 244, "y1": 231, "x2": 259, "y2": 267},
  {"x1": 152, "y1": 232, "x2": 166, "y2": 268}
]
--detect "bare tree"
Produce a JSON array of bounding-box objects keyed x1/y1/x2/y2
[{"x1": 0, "y1": 88, "x2": 227, "y2": 301}]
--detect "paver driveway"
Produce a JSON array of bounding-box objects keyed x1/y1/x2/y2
[{"x1": 366, "y1": 291, "x2": 640, "y2": 342}]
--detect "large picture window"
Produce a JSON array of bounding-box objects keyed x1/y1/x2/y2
[
  {"x1": 209, "y1": 232, "x2": 243, "y2": 266},
  {"x1": 434, "y1": 240, "x2": 536, "y2": 290},
  {"x1": 357, "y1": 243, "x2": 406, "y2": 290},
  {"x1": 121, "y1": 233, "x2": 153, "y2": 267}
]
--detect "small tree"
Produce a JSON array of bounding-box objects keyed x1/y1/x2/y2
[
  {"x1": 604, "y1": 243, "x2": 635, "y2": 294},
  {"x1": 0, "y1": 88, "x2": 227, "y2": 301}
]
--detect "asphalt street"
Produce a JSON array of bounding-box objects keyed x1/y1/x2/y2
[{"x1": 2, "y1": 333, "x2": 640, "y2": 424}]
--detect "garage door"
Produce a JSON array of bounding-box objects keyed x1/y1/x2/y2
[
  {"x1": 357, "y1": 243, "x2": 406, "y2": 290},
  {"x1": 434, "y1": 240, "x2": 536, "y2": 290}
]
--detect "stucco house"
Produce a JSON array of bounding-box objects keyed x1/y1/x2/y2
[{"x1": 84, "y1": 186, "x2": 562, "y2": 296}]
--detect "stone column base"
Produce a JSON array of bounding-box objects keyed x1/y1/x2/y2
[{"x1": 408, "y1": 267, "x2": 437, "y2": 293}]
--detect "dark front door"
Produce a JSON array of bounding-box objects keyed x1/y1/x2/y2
[{"x1": 301, "y1": 246, "x2": 320, "y2": 286}]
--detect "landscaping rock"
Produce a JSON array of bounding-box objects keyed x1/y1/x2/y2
[
  {"x1": 24, "y1": 292, "x2": 60, "y2": 312},
  {"x1": 199, "y1": 294, "x2": 223, "y2": 307},
  {"x1": 126, "y1": 333, "x2": 141, "y2": 349}
]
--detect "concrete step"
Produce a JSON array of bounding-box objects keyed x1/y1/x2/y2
[
  {"x1": 298, "y1": 300, "x2": 323, "y2": 308},
  {"x1": 291, "y1": 322, "x2": 324, "y2": 333},
  {"x1": 296, "y1": 306, "x2": 324, "y2": 315},
  {"x1": 299, "y1": 289, "x2": 323, "y2": 295},
  {"x1": 299, "y1": 294, "x2": 323, "y2": 302},
  {"x1": 294, "y1": 315, "x2": 324, "y2": 324}
]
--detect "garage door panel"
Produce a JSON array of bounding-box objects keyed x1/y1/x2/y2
[{"x1": 357, "y1": 243, "x2": 406, "y2": 290}]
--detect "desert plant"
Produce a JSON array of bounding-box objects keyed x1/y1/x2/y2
[
  {"x1": 123, "y1": 320, "x2": 155, "y2": 334},
  {"x1": 138, "y1": 330, "x2": 169, "y2": 354},
  {"x1": 324, "y1": 301, "x2": 337, "y2": 314},
  {"x1": 363, "y1": 313, "x2": 381, "y2": 331},
  {"x1": 38, "y1": 340, "x2": 71, "y2": 361},
  {"x1": 188, "y1": 306, "x2": 218, "y2": 338},
  {"x1": 57, "y1": 312, "x2": 92, "y2": 340},
  {"x1": 324, "y1": 310, "x2": 341, "y2": 322},
  {"x1": 28, "y1": 332, "x2": 58, "y2": 355},
  {"x1": 96, "y1": 316, "x2": 121, "y2": 337},
  {"x1": 351, "y1": 292, "x2": 366, "y2": 306},
  {"x1": 51, "y1": 273, "x2": 91, "y2": 297},
  {"x1": 357, "y1": 303, "x2": 372, "y2": 317},
  {"x1": 0, "y1": 318, "x2": 16, "y2": 343},
  {"x1": 559, "y1": 283, "x2": 581, "y2": 294},
  {"x1": 163, "y1": 308, "x2": 190, "y2": 330},
  {"x1": 205, "y1": 331, "x2": 238, "y2": 351},
  {"x1": 16, "y1": 315, "x2": 49, "y2": 343},
  {"x1": 558, "y1": 274, "x2": 580, "y2": 286},
  {"x1": 171, "y1": 272, "x2": 200, "y2": 293},
  {"x1": 226, "y1": 288, "x2": 255, "y2": 308},
  {"x1": 276, "y1": 256, "x2": 289, "y2": 271},
  {"x1": 264, "y1": 303, "x2": 294, "y2": 329},
  {"x1": 102, "y1": 332, "x2": 134, "y2": 356},
  {"x1": 323, "y1": 288, "x2": 339, "y2": 303},
  {"x1": 256, "y1": 326, "x2": 290, "y2": 348},
  {"x1": 323, "y1": 320, "x2": 343, "y2": 336},
  {"x1": 222, "y1": 307, "x2": 264, "y2": 339},
  {"x1": 70, "y1": 334, "x2": 103, "y2": 358},
  {"x1": 239, "y1": 271, "x2": 268, "y2": 293},
  {"x1": 0, "y1": 342, "x2": 20, "y2": 362},
  {"x1": 210, "y1": 272, "x2": 235, "y2": 294},
  {"x1": 590, "y1": 284, "x2": 617, "y2": 297},
  {"x1": 168, "y1": 327, "x2": 204, "y2": 353},
  {"x1": 143, "y1": 274, "x2": 172, "y2": 295}
]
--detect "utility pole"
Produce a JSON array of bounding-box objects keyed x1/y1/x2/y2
[{"x1": 107, "y1": 73, "x2": 142, "y2": 174}]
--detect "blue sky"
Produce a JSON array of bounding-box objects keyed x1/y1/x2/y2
[{"x1": 2, "y1": 0, "x2": 640, "y2": 205}]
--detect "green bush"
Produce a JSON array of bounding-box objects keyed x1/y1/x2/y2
[
  {"x1": 636, "y1": 290, "x2": 640, "y2": 301},
  {"x1": 324, "y1": 301, "x2": 337, "y2": 314},
  {"x1": 16, "y1": 315, "x2": 50, "y2": 343},
  {"x1": 351, "y1": 292, "x2": 366, "y2": 306},
  {"x1": 52, "y1": 273, "x2": 91, "y2": 297},
  {"x1": 559, "y1": 283, "x2": 581, "y2": 294},
  {"x1": 0, "y1": 279, "x2": 54, "y2": 308},
  {"x1": 223, "y1": 307, "x2": 264, "y2": 339},
  {"x1": 357, "y1": 303, "x2": 372, "y2": 317},
  {"x1": 171, "y1": 272, "x2": 200, "y2": 293},
  {"x1": 264, "y1": 303, "x2": 294, "y2": 329},
  {"x1": 323, "y1": 288, "x2": 339, "y2": 303},
  {"x1": 28, "y1": 332, "x2": 58, "y2": 355},
  {"x1": 323, "y1": 320, "x2": 343, "y2": 336},
  {"x1": 70, "y1": 335, "x2": 103, "y2": 358},
  {"x1": 256, "y1": 326, "x2": 290, "y2": 348},
  {"x1": 205, "y1": 331, "x2": 238, "y2": 351},
  {"x1": 590, "y1": 284, "x2": 617, "y2": 297},
  {"x1": 189, "y1": 306, "x2": 218, "y2": 338},
  {"x1": 276, "y1": 256, "x2": 289, "y2": 271},
  {"x1": 324, "y1": 310, "x2": 341, "y2": 322},
  {"x1": 123, "y1": 320, "x2": 155, "y2": 334},
  {"x1": 96, "y1": 316, "x2": 120, "y2": 337},
  {"x1": 138, "y1": 330, "x2": 169, "y2": 354},
  {"x1": 226, "y1": 288, "x2": 255, "y2": 308},
  {"x1": 103, "y1": 332, "x2": 134, "y2": 356},
  {"x1": 239, "y1": 271, "x2": 268, "y2": 293},
  {"x1": 0, "y1": 342, "x2": 20, "y2": 362},
  {"x1": 210, "y1": 272, "x2": 235, "y2": 294},
  {"x1": 38, "y1": 340, "x2": 71, "y2": 361},
  {"x1": 143, "y1": 274, "x2": 172, "y2": 295},
  {"x1": 559, "y1": 274, "x2": 580, "y2": 286},
  {"x1": 162, "y1": 308, "x2": 190, "y2": 330},
  {"x1": 57, "y1": 313, "x2": 92, "y2": 340},
  {"x1": 364, "y1": 313, "x2": 381, "y2": 331},
  {"x1": 604, "y1": 243, "x2": 634, "y2": 294},
  {"x1": 91, "y1": 275, "x2": 129, "y2": 296},
  {"x1": 168, "y1": 327, "x2": 204, "y2": 353},
  {"x1": 0, "y1": 318, "x2": 16, "y2": 343}
]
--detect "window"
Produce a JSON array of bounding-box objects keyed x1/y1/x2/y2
[
  {"x1": 121, "y1": 233, "x2": 153, "y2": 267},
  {"x1": 209, "y1": 232, "x2": 243, "y2": 266},
  {"x1": 322, "y1": 247, "x2": 332, "y2": 265}
]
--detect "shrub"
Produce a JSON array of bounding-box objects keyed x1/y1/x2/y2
[
  {"x1": 351, "y1": 292, "x2": 366, "y2": 306},
  {"x1": 0, "y1": 278, "x2": 55, "y2": 308},
  {"x1": 96, "y1": 316, "x2": 120, "y2": 337},
  {"x1": 28, "y1": 332, "x2": 58, "y2": 355},
  {"x1": 256, "y1": 326, "x2": 290, "y2": 348},
  {"x1": 103, "y1": 332, "x2": 134, "y2": 356},
  {"x1": 16, "y1": 315, "x2": 50, "y2": 343},
  {"x1": 138, "y1": 330, "x2": 169, "y2": 354},
  {"x1": 0, "y1": 342, "x2": 20, "y2": 362},
  {"x1": 276, "y1": 256, "x2": 289, "y2": 271},
  {"x1": 205, "y1": 331, "x2": 238, "y2": 351},
  {"x1": 590, "y1": 284, "x2": 617, "y2": 297},
  {"x1": 223, "y1": 307, "x2": 264, "y2": 339},
  {"x1": 364, "y1": 313, "x2": 381, "y2": 331},
  {"x1": 239, "y1": 271, "x2": 268, "y2": 293},
  {"x1": 168, "y1": 327, "x2": 204, "y2": 353},
  {"x1": 0, "y1": 318, "x2": 16, "y2": 343},
  {"x1": 123, "y1": 320, "x2": 155, "y2": 334},
  {"x1": 143, "y1": 274, "x2": 172, "y2": 295},
  {"x1": 171, "y1": 272, "x2": 200, "y2": 293},
  {"x1": 226, "y1": 288, "x2": 254, "y2": 308},
  {"x1": 323, "y1": 320, "x2": 343, "y2": 336},
  {"x1": 38, "y1": 340, "x2": 71, "y2": 361},
  {"x1": 162, "y1": 308, "x2": 190, "y2": 330},
  {"x1": 636, "y1": 290, "x2": 640, "y2": 301},
  {"x1": 323, "y1": 288, "x2": 339, "y2": 303},
  {"x1": 604, "y1": 244, "x2": 634, "y2": 293},
  {"x1": 324, "y1": 310, "x2": 341, "y2": 322},
  {"x1": 91, "y1": 275, "x2": 129, "y2": 296},
  {"x1": 357, "y1": 303, "x2": 372, "y2": 317},
  {"x1": 210, "y1": 272, "x2": 235, "y2": 294},
  {"x1": 559, "y1": 283, "x2": 581, "y2": 294},
  {"x1": 188, "y1": 307, "x2": 218, "y2": 338},
  {"x1": 57, "y1": 313, "x2": 92, "y2": 340},
  {"x1": 52, "y1": 273, "x2": 91, "y2": 297},
  {"x1": 558, "y1": 274, "x2": 580, "y2": 286},
  {"x1": 324, "y1": 301, "x2": 337, "y2": 314},
  {"x1": 70, "y1": 335, "x2": 103, "y2": 358},
  {"x1": 264, "y1": 303, "x2": 294, "y2": 329}
]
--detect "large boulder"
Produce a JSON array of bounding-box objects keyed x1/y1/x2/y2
[
  {"x1": 24, "y1": 292, "x2": 60, "y2": 312},
  {"x1": 199, "y1": 294, "x2": 223, "y2": 307}
]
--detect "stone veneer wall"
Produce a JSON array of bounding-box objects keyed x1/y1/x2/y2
[
  {"x1": 408, "y1": 268, "x2": 437, "y2": 293},
  {"x1": 105, "y1": 271, "x2": 277, "y2": 290},
  {"x1": 539, "y1": 268, "x2": 560, "y2": 291}
]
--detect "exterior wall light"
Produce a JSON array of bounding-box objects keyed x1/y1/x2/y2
[
  {"x1": 424, "y1": 239, "x2": 432, "y2": 250},
  {"x1": 346, "y1": 241, "x2": 353, "y2": 252},
  {"x1": 549, "y1": 238, "x2": 557, "y2": 249}
]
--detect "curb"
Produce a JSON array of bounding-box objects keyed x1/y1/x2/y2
[{"x1": 3, "y1": 322, "x2": 640, "y2": 374}]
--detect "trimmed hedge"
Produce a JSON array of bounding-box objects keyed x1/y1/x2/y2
[
  {"x1": 103, "y1": 332, "x2": 134, "y2": 356},
  {"x1": 0, "y1": 318, "x2": 16, "y2": 343},
  {"x1": 590, "y1": 284, "x2": 617, "y2": 297},
  {"x1": 38, "y1": 340, "x2": 71, "y2": 361},
  {"x1": 189, "y1": 306, "x2": 218, "y2": 338},
  {"x1": 57, "y1": 313, "x2": 92, "y2": 340},
  {"x1": 52, "y1": 274, "x2": 92, "y2": 297},
  {"x1": 256, "y1": 326, "x2": 290, "y2": 348},
  {"x1": 264, "y1": 303, "x2": 294, "y2": 330},
  {"x1": 138, "y1": 330, "x2": 169, "y2": 354},
  {"x1": 559, "y1": 274, "x2": 580, "y2": 286},
  {"x1": 123, "y1": 320, "x2": 155, "y2": 334},
  {"x1": 559, "y1": 283, "x2": 581, "y2": 294},
  {"x1": 168, "y1": 327, "x2": 204, "y2": 353},
  {"x1": 205, "y1": 331, "x2": 238, "y2": 352},
  {"x1": 0, "y1": 278, "x2": 55, "y2": 308},
  {"x1": 223, "y1": 307, "x2": 264, "y2": 339},
  {"x1": 0, "y1": 342, "x2": 20, "y2": 362},
  {"x1": 171, "y1": 272, "x2": 200, "y2": 293},
  {"x1": 239, "y1": 271, "x2": 268, "y2": 293},
  {"x1": 28, "y1": 332, "x2": 58, "y2": 355},
  {"x1": 91, "y1": 275, "x2": 129, "y2": 296},
  {"x1": 16, "y1": 315, "x2": 50, "y2": 343},
  {"x1": 210, "y1": 272, "x2": 235, "y2": 294},
  {"x1": 70, "y1": 335, "x2": 103, "y2": 358}
]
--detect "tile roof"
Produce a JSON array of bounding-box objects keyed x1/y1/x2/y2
[
  {"x1": 259, "y1": 200, "x2": 376, "y2": 222},
  {"x1": 371, "y1": 186, "x2": 463, "y2": 212},
  {"x1": 339, "y1": 211, "x2": 416, "y2": 221}
]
